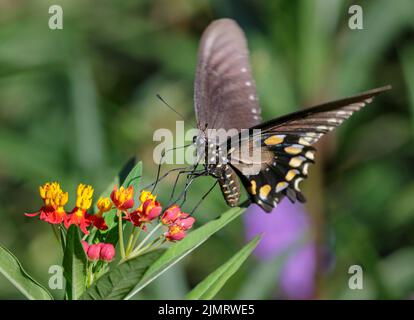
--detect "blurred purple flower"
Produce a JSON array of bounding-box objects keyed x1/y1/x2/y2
[
  {"x1": 280, "y1": 244, "x2": 316, "y2": 299},
  {"x1": 243, "y1": 200, "x2": 316, "y2": 299}
]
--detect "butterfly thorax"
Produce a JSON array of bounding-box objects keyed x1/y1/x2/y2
[
  {"x1": 194, "y1": 131, "x2": 229, "y2": 173},
  {"x1": 194, "y1": 132, "x2": 241, "y2": 207}
]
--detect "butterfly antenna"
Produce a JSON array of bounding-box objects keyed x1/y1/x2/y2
[
  {"x1": 156, "y1": 94, "x2": 186, "y2": 121},
  {"x1": 156, "y1": 94, "x2": 199, "y2": 129}
]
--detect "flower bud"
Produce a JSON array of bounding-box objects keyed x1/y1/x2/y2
[
  {"x1": 81, "y1": 240, "x2": 89, "y2": 253},
  {"x1": 100, "y1": 243, "x2": 115, "y2": 262},
  {"x1": 87, "y1": 244, "x2": 101, "y2": 261}
]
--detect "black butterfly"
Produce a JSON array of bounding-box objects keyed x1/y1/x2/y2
[{"x1": 193, "y1": 18, "x2": 390, "y2": 213}]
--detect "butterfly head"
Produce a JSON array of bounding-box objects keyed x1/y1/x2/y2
[{"x1": 193, "y1": 127, "x2": 233, "y2": 177}]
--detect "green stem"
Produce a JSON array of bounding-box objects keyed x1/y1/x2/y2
[
  {"x1": 130, "y1": 223, "x2": 162, "y2": 255},
  {"x1": 125, "y1": 227, "x2": 136, "y2": 256},
  {"x1": 118, "y1": 209, "x2": 125, "y2": 259},
  {"x1": 85, "y1": 227, "x2": 97, "y2": 243},
  {"x1": 94, "y1": 262, "x2": 108, "y2": 281},
  {"x1": 128, "y1": 237, "x2": 164, "y2": 260},
  {"x1": 125, "y1": 227, "x2": 142, "y2": 257},
  {"x1": 86, "y1": 263, "x2": 94, "y2": 288},
  {"x1": 144, "y1": 239, "x2": 166, "y2": 254},
  {"x1": 58, "y1": 225, "x2": 66, "y2": 252},
  {"x1": 134, "y1": 238, "x2": 159, "y2": 255},
  {"x1": 130, "y1": 227, "x2": 142, "y2": 252}
]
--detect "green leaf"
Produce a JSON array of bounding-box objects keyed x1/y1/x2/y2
[
  {"x1": 236, "y1": 234, "x2": 310, "y2": 299},
  {"x1": 121, "y1": 160, "x2": 142, "y2": 190},
  {"x1": 124, "y1": 206, "x2": 245, "y2": 299},
  {"x1": 186, "y1": 236, "x2": 260, "y2": 300},
  {"x1": 235, "y1": 255, "x2": 286, "y2": 300},
  {"x1": 0, "y1": 244, "x2": 53, "y2": 300},
  {"x1": 80, "y1": 249, "x2": 165, "y2": 300},
  {"x1": 236, "y1": 246, "x2": 297, "y2": 299},
  {"x1": 63, "y1": 225, "x2": 88, "y2": 300}
]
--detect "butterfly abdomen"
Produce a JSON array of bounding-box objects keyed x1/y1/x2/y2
[{"x1": 213, "y1": 164, "x2": 240, "y2": 207}]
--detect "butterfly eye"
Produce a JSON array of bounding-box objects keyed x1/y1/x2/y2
[{"x1": 192, "y1": 135, "x2": 197, "y2": 144}]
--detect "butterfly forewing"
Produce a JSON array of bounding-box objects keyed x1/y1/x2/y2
[
  {"x1": 194, "y1": 18, "x2": 262, "y2": 131},
  {"x1": 194, "y1": 18, "x2": 263, "y2": 207},
  {"x1": 254, "y1": 86, "x2": 391, "y2": 141}
]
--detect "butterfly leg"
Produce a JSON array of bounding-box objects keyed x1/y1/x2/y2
[
  {"x1": 148, "y1": 144, "x2": 193, "y2": 192},
  {"x1": 189, "y1": 180, "x2": 218, "y2": 215},
  {"x1": 140, "y1": 165, "x2": 195, "y2": 192},
  {"x1": 168, "y1": 165, "x2": 202, "y2": 202},
  {"x1": 173, "y1": 170, "x2": 207, "y2": 207}
]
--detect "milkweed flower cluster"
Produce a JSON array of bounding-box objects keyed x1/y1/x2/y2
[
  {"x1": 25, "y1": 181, "x2": 197, "y2": 285},
  {"x1": 26, "y1": 182, "x2": 102, "y2": 235},
  {"x1": 25, "y1": 180, "x2": 197, "y2": 287},
  {"x1": 26, "y1": 182, "x2": 195, "y2": 239}
]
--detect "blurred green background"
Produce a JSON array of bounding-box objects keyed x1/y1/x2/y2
[{"x1": 1, "y1": 0, "x2": 414, "y2": 299}]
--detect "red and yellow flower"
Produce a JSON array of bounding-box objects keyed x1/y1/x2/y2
[
  {"x1": 175, "y1": 216, "x2": 195, "y2": 231},
  {"x1": 165, "y1": 224, "x2": 186, "y2": 241},
  {"x1": 89, "y1": 197, "x2": 112, "y2": 230},
  {"x1": 25, "y1": 182, "x2": 68, "y2": 224},
  {"x1": 161, "y1": 205, "x2": 189, "y2": 225},
  {"x1": 165, "y1": 216, "x2": 195, "y2": 241},
  {"x1": 139, "y1": 199, "x2": 162, "y2": 222},
  {"x1": 128, "y1": 190, "x2": 162, "y2": 227},
  {"x1": 129, "y1": 200, "x2": 162, "y2": 227},
  {"x1": 26, "y1": 177, "x2": 197, "y2": 261},
  {"x1": 64, "y1": 183, "x2": 94, "y2": 235},
  {"x1": 139, "y1": 190, "x2": 156, "y2": 207},
  {"x1": 163, "y1": 205, "x2": 195, "y2": 242},
  {"x1": 110, "y1": 186, "x2": 134, "y2": 211}
]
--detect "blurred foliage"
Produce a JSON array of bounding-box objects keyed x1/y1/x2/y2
[{"x1": 0, "y1": 0, "x2": 413, "y2": 299}]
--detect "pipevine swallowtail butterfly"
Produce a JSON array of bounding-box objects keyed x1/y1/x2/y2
[{"x1": 192, "y1": 18, "x2": 390, "y2": 213}]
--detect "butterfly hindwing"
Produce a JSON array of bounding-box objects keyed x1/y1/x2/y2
[
  {"x1": 230, "y1": 133, "x2": 314, "y2": 212},
  {"x1": 228, "y1": 86, "x2": 391, "y2": 212}
]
